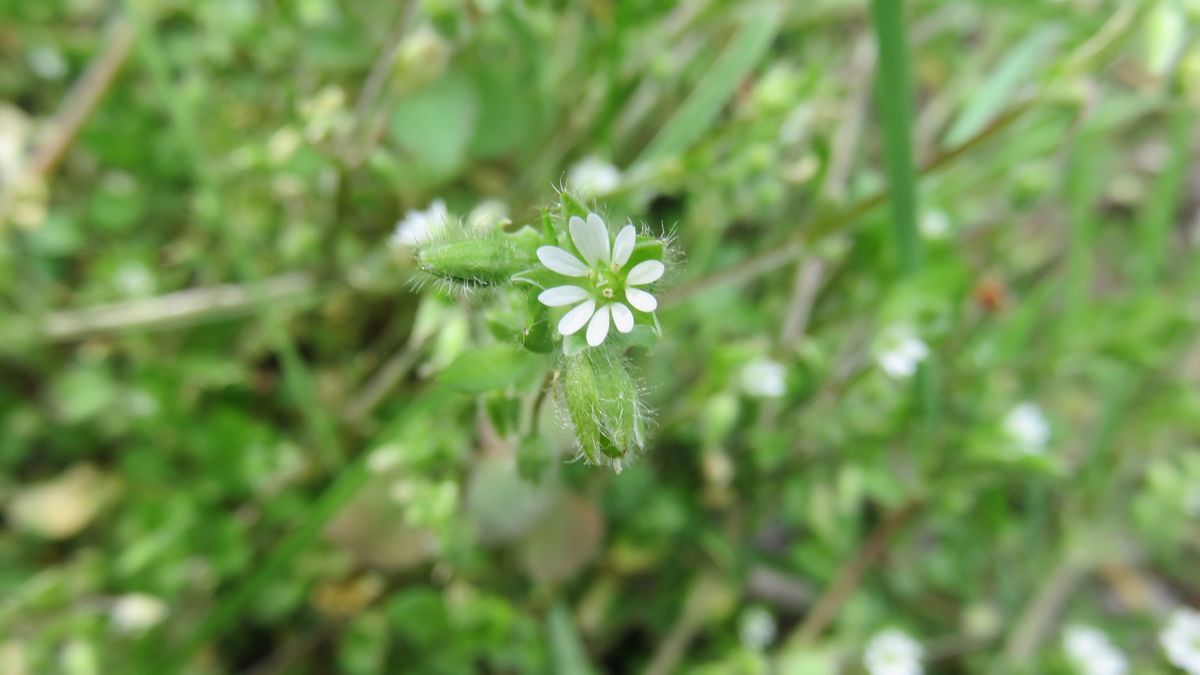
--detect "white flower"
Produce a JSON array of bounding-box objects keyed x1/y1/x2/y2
[
  {"x1": 864, "y1": 629, "x2": 923, "y2": 675},
  {"x1": 1160, "y1": 608, "x2": 1200, "y2": 674},
  {"x1": 110, "y1": 594, "x2": 168, "y2": 634},
  {"x1": 1185, "y1": 487, "x2": 1200, "y2": 518},
  {"x1": 738, "y1": 606, "x2": 777, "y2": 651},
  {"x1": 6, "y1": 464, "x2": 115, "y2": 540},
  {"x1": 1063, "y1": 625, "x2": 1128, "y2": 675},
  {"x1": 536, "y1": 212, "x2": 663, "y2": 347},
  {"x1": 390, "y1": 199, "x2": 449, "y2": 247},
  {"x1": 567, "y1": 156, "x2": 621, "y2": 198},
  {"x1": 1004, "y1": 402, "x2": 1050, "y2": 454},
  {"x1": 919, "y1": 210, "x2": 950, "y2": 240},
  {"x1": 367, "y1": 445, "x2": 403, "y2": 473},
  {"x1": 0, "y1": 105, "x2": 30, "y2": 185},
  {"x1": 876, "y1": 326, "x2": 929, "y2": 379},
  {"x1": 741, "y1": 358, "x2": 787, "y2": 398},
  {"x1": 27, "y1": 46, "x2": 68, "y2": 81}
]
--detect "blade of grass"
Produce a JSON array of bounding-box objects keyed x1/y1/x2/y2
[
  {"x1": 1135, "y1": 104, "x2": 1191, "y2": 290},
  {"x1": 661, "y1": 98, "x2": 1038, "y2": 308},
  {"x1": 944, "y1": 26, "x2": 1058, "y2": 147},
  {"x1": 869, "y1": 0, "x2": 940, "y2": 432},
  {"x1": 869, "y1": 0, "x2": 920, "y2": 275},
  {"x1": 1064, "y1": 123, "x2": 1102, "y2": 333},
  {"x1": 631, "y1": 5, "x2": 781, "y2": 170},
  {"x1": 546, "y1": 603, "x2": 597, "y2": 675}
]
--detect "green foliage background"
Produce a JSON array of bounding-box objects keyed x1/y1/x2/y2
[{"x1": 1, "y1": 0, "x2": 1199, "y2": 673}]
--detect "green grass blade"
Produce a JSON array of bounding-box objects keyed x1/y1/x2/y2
[
  {"x1": 633, "y1": 6, "x2": 781, "y2": 169},
  {"x1": 945, "y1": 27, "x2": 1058, "y2": 146},
  {"x1": 869, "y1": 0, "x2": 938, "y2": 433},
  {"x1": 1065, "y1": 124, "x2": 1102, "y2": 326},
  {"x1": 546, "y1": 602, "x2": 597, "y2": 675},
  {"x1": 868, "y1": 0, "x2": 920, "y2": 275},
  {"x1": 1136, "y1": 105, "x2": 1191, "y2": 289}
]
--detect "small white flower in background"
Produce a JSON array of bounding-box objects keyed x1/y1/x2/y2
[
  {"x1": 26, "y1": 46, "x2": 68, "y2": 80},
  {"x1": 110, "y1": 594, "x2": 168, "y2": 634},
  {"x1": 741, "y1": 358, "x2": 787, "y2": 398},
  {"x1": 567, "y1": 156, "x2": 621, "y2": 199},
  {"x1": 115, "y1": 262, "x2": 156, "y2": 297},
  {"x1": 1063, "y1": 625, "x2": 1128, "y2": 675},
  {"x1": 466, "y1": 199, "x2": 509, "y2": 228},
  {"x1": 876, "y1": 325, "x2": 929, "y2": 379},
  {"x1": 864, "y1": 628, "x2": 923, "y2": 675},
  {"x1": 1185, "y1": 487, "x2": 1200, "y2": 518},
  {"x1": 738, "y1": 606, "x2": 777, "y2": 651},
  {"x1": 266, "y1": 127, "x2": 303, "y2": 165},
  {"x1": 390, "y1": 199, "x2": 449, "y2": 247},
  {"x1": 1160, "y1": 607, "x2": 1200, "y2": 674},
  {"x1": 919, "y1": 210, "x2": 950, "y2": 240},
  {"x1": 6, "y1": 464, "x2": 116, "y2": 540},
  {"x1": 0, "y1": 105, "x2": 30, "y2": 184},
  {"x1": 1004, "y1": 402, "x2": 1050, "y2": 454},
  {"x1": 367, "y1": 445, "x2": 403, "y2": 473},
  {"x1": 536, "y1": 212, "x2": 664, "y2": 347},
  {"x1": 300, "y1": 85, "x2": 350, "y2": 143}
]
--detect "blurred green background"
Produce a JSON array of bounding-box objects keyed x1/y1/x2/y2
[{"x1": 2, "y1": 0, "x2": 1200, "y2": 673}]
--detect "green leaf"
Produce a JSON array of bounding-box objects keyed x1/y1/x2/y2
[
  {"x1": 439, "y1": 344, "x2": 543, "y2": 393},
  {"x1": 945, "y1": 27, "x2": 1059, "y2": 146},
  {"x1": 484, "y1": 392, "x2": 521, "y2": 437},
  {"x1": 559, "y1": 191, "x2": 590, "y2": 220},
  {"x1": 633, "y1": 7, "x2": 781, "y2": 168},
  {"x1": 469, "y1": 64, "x2": 537, "y2": 158},
  {"x1": 390, "y1": 71, "x2": 480, "y2": 179},
  {"x1": 546, "y1": 602, "x2": 597, "y2": 675}
]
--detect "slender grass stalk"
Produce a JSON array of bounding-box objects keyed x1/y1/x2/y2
[
  {"x1": 868, "y1": 0, "x2": 921, "y2": 276},
  {"x1": 662, "y1": 97, "x2": 1036, "y2": 308},
  {"x1": 547, "y1": 603, "x2": 597, "y2": 675},
  {"x1": 1065, "y1": 125, "x2": 1101, "y2": 327},
  {"x1": 632, "y1": 5, "x2": 781, "y2": 170},
  {"x1": 868, "y1": 0, "x2": 938, "y2": 431},
  {"x1": 1136, "y1": 105, "x2": 1191, "y2": 290}
]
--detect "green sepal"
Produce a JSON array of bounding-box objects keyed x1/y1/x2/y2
[{"x1": 559, "y1": 191, "x2": 589, "y2": 221}]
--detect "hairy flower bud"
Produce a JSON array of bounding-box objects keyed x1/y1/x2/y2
[
  {"x1": 560, "y1": 349, "x2": 646, "y2": 470},
  {"x1": 415, "y1": 226, "x2": 539, "y2": 290}
]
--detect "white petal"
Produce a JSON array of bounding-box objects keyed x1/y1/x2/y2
[
  {"x1": 610, "y1": 302, "x2": 634, "y2": 333},
  {"x1": 537, "y1": 246, "x2": 589, "y2": 277},
  {"x1": 569, "y1": 214, "x2": 609, "y2": 266},
  {"x1": 538, "y1": 286, "x2": 590, "y2": 307},
  {"x1": 626, "y1": 260, "x2": 664, "y2": 286},
  {"x1": 611, "y1": 225, "x2": 636, "y2": 267},
  {"x1": 625, "y1": 287, "x2": 657, "y2": 312},
  {"x1": 586, "y1": 213, "x2": 612, "y2": 263},
  {"x1": 557, "y1": 300, "x2": 595, "y2": 336},
  {"x1": 586, "y1": 304, "x2": 611, "y2": 346}
]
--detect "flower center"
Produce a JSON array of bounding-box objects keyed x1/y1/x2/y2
[{"x1": 591, "y1": 266, "x2": 625, "y2": 299}]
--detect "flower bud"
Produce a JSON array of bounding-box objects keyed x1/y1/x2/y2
[
  {"x1": 560, "y1": 349, "x2": 646, "y2": 469},
  {"x1": 415, "y1": 226, "x2": 538, "y2": 290}
]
